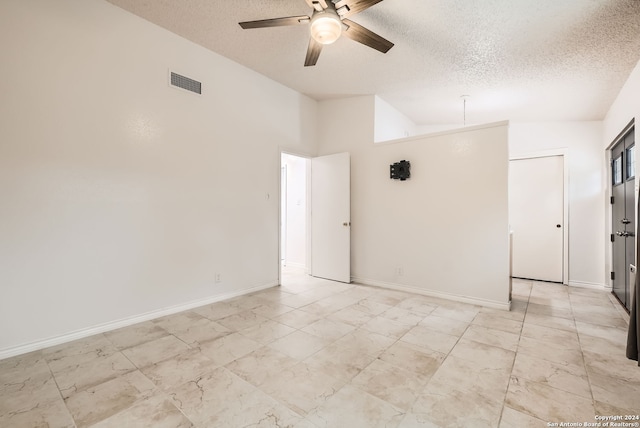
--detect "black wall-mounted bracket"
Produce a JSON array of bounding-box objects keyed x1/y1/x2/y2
[{"x1": 390, "y1": 160, "x2": 411, "y2": 181}]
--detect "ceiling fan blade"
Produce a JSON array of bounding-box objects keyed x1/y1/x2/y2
[
  {"x1": 305, "y1": 0, "x2": 328, "y2": 12},
  {"x1": 239, "y1": 15, "x2": 310, "y2": 29},
  {"x1": 334, "y1": 0, "x2": 384, "y2": 18},
  {"x1": 304, "y1": 37, "x2": 323, "y2": 67},
  {"x1": 342, "y1": 18, "x2": 393, "y2": 53}
]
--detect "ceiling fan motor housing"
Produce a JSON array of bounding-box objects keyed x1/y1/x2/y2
[{"x1": 310, "y1": 7, "x2": 342, "y2": 44}]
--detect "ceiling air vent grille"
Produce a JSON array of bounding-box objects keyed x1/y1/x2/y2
[{"x1": 170, "y1": 71, "x2": 201, "y2": 95}]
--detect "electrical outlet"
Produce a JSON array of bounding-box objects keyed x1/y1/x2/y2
[
  {"x1": 397, "y1": 267, "x2": 404, "y2": 276},
  {"x1": 215, "y1": 273, "x2": 221, "y2": 283}
]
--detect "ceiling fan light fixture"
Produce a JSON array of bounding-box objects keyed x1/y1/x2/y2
[{"x1": 310, "y1": 10, "x2": 342, "y2": 45}]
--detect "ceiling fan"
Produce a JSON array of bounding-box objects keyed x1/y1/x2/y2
[{"x1": 239, "y1": 0, "x2": 394, "y2": 66}]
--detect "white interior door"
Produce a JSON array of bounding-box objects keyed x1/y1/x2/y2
[
  {"x1": 311, "y1": 152, "x2": 351, "y2": 283},
  {"x1": 509, "y1": 155, "x2": 564, "y2": 282}
]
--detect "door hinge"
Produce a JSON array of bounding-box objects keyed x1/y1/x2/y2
[
  {"x1": 611, "y1": 233, "x2": 615, "y2": 242},
  {"x1": 610, "y1": 196, "x2": 615, "y2": 204},
  {"x1": 611, "y1": 271, "x2": 615, "y2": 280}
]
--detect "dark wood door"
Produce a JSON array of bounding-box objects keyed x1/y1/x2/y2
[{"x1": 611, "y1": 126, "x2": 635, "y2": 311}]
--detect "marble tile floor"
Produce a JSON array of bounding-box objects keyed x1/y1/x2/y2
[{"x1": 1, "y1": 269, "x2": 639, "y2": 427}]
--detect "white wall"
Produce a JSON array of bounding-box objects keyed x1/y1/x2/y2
[
  {"x1": 374, "y1": 96, "x2": 417, "y2": 143},
  {"x1": 603, "y1": 60, "x2": 640, "y2": 145},
  {"x1": 384, "y1": 117, "x2": 607, "y2": 287},
  {"x1": 281, "y1": 154, "x2": 308, "y2": 268},
  {"x1": 0, "y1": 0, "x2": 317, "y2": 356},
  {"x1": 318, "y1": 96, "x2": 510, "y2": 307},
  {"x1": 509, "y1": 122, "x2": 606, "y2": 288}
]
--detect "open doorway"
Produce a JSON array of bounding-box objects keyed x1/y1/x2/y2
[
  {"x1": 280, "y1": 151, "x2": 352, "y2": 285},
  {"x1": 280, "y1": 153, "x2": 310, "y2": 273}
]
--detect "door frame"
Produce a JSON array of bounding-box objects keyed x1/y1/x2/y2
[
  {"x1": 281, "y1": 164, "x2": 287, "y2": 264},
  {"x1": 606, "y1": 119, "x2": 636, "y2": 292},
  {"x1": 510, "y1": 148, "x2": 569, "y2": 285}
]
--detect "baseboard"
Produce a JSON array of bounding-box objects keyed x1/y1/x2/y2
[
  {"x1": 568, "y1": 281, "x2": 609, "y2": 291},
  {"x1": 0, "y1": 281, "x2": 279, "y2": 361},
  {"x1": 282, "y1": 261, "x2": 306, "y2": 269},
  {"x1": 352, "y1": 276, "x2": 511, "y2": 311}
]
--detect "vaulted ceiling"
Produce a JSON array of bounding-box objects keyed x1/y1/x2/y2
[{"x1": 106, "y1": 0, "x2": 640, "y2": 125}]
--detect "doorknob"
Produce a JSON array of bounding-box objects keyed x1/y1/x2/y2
[
  {"x1": 343, "y1": 222, "x2": 351, "y2": 227},
  {"x1": 622, "y1": 218, "x2": 631, "y2": 224}
]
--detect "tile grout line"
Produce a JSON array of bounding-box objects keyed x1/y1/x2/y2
[{"x1": 499, "y1": 278, "x2": 535, "y2": 426}]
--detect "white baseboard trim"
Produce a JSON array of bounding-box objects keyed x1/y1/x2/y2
[
  {"x1": 568, "y1": 281, "x2": 609, "y2": 291},
  {"x1": 282, "y1": 261, "x2": 306, "y2": 269},
  {"x1": 0, "y1": 281, "x2": 279, "y2": 361},
  {"x1": 352, "y1": 276, "x2": 511, "y2": 311}
]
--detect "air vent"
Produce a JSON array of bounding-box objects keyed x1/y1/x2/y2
[{"x1": 170, "y1": 71, "x2": 201, "y2": 95}]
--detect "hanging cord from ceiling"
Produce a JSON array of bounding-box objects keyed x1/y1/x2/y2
[{"x1": 461, "y1": 95, "x2": 470, "y2": 126}]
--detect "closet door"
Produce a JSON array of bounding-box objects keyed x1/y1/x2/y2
[{"x1": 509, "y1": 155, "x2": 564, "y2": 283}]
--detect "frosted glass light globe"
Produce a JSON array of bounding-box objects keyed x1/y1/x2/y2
[{"x1": 310, "y1": 11, "x2": 342, "y2": 45}]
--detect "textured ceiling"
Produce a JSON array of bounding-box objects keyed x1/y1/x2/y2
[{"x1": 106, "y1": 0, "x2": 640, "y2": 125}]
